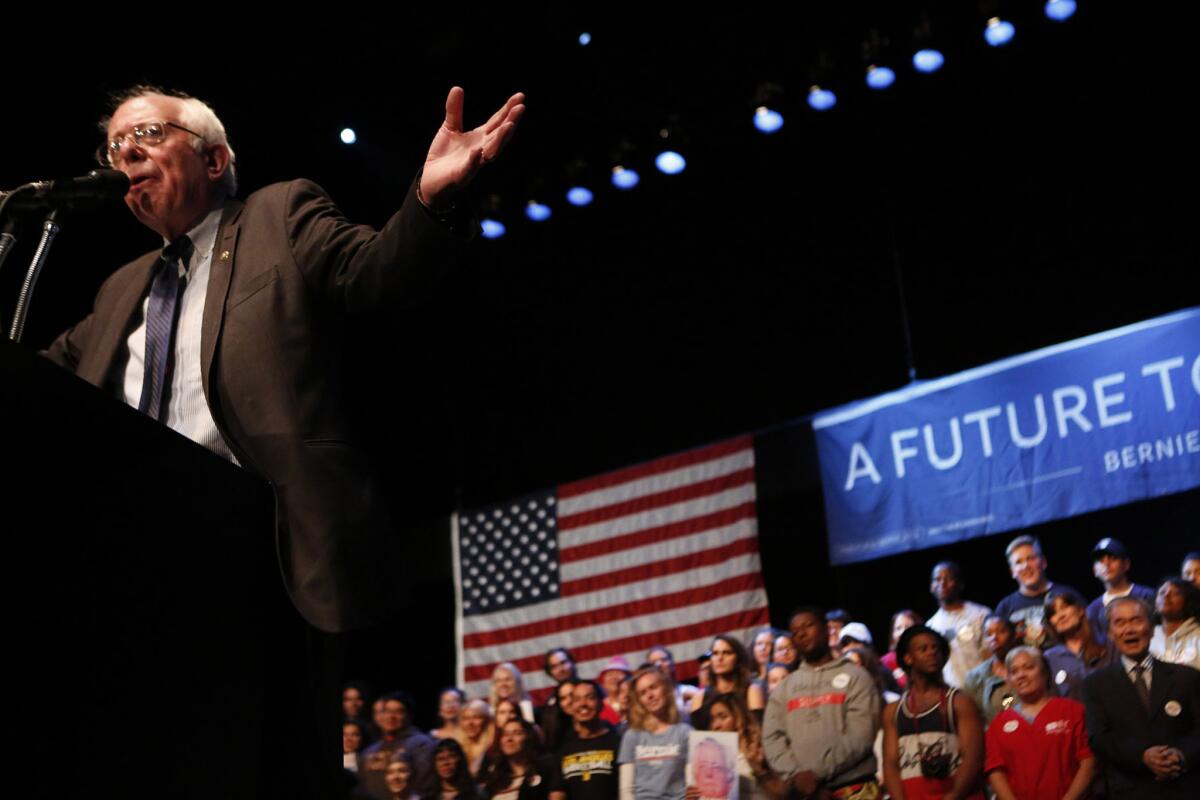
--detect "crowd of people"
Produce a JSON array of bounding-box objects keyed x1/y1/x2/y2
[{"x1": 342, "y1": 543, "x2": 1200, "y2": 800}]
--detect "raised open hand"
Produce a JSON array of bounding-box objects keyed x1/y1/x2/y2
[{"x1": 420, "y1": 86, "x2": 525, "y2": 211}]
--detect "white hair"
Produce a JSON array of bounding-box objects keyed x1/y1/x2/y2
[
  {"x1": 100, "y1": 85, "x2": 238, "y2": 197},
  {"x1": 174, "y1": 95, "x2": 238, "y2": 197}
]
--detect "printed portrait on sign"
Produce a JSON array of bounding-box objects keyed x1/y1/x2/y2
[{"x1": 687, "y1": 731, "x2": 738, "y2": 800}]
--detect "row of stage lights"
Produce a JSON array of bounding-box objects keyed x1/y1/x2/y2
[
  {"x1": 336, "y1": 1, "x2": 1078, "y2": 240},
  {"x1": 794, "y1": 1, "x2": 1075, "y2": 117}
]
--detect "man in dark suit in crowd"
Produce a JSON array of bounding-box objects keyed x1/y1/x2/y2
[{"x1": 1082, "y1": 596, "x2": 1200, "y2": 798}]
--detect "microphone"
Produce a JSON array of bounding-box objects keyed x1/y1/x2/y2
[{"x1": 1, "y1": 169, "x2": 131, "y2": 210}]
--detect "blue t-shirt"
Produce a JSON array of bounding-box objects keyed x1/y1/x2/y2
[{"x1": 618, "y1": 724, "x2": 692, "y2": 800}]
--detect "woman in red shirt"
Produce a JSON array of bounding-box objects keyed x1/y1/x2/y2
[{"x1": 984, "y1": 647, "x2": 1095, "y2": 800}]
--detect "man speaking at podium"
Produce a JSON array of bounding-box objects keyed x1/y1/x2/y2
[{"x1": 44, "y1": 84, "x2": 524, "y2": 633}]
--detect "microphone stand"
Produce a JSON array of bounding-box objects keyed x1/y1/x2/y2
[
  {"x1": 0, "y1": 217, "x2": 17, "y2": 332},
  {"x1": 8, "y1": 207, "x2": 60, "y2": 343}
]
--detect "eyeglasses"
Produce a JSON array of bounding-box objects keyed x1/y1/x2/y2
[{"x1": 96, "y1": 120, "x2": 206, "y2": 167}]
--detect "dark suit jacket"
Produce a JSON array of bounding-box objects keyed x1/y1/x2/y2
[
  {"x1": 45, "y1": 178, "x2": 464, "y2": 632},
  {"x1": 1082, "y1": 657, "x2": 1200, "y2": 798}
]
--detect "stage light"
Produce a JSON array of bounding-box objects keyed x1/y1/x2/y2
[
  {"x1": 754, "y1": 107, "x2": 784, "y2": 133},
  {"x1": 866, "y1": 66, "x2": 896, "y2": 90},
  {"x1": 913, "y1": 49, "x2": 945, "y2": 73},
  {"x1": 579, "y1": 32, "x2": 592, "y2": 45},
  {"x1": 566, "y1": 187, "x2": 594, "y2": 206},
  {"x1": 339, "y1": 128, "x2": 357, "y2": 145},
  {"x1": 655, "y1": 151, "x2": 686, "y2": 175},
  {"x1": 1045, "y1": 0, "x2": 1077, "y2": 21},
  {"x1": 807, "y1": 86, "x2": 837, "y2": 111},
  {"x1": 985, "y1": 18, "x2": 1015, "y2": 46},
  {"x1": 612, "y1": 166, "x2": 640, "y2": 189},
  {"x1": 481, "y1": 219, "x2": 506, "y2": 239},
  {"x1": 525, "y1": 201, "x2": 552, "y2": 222}
]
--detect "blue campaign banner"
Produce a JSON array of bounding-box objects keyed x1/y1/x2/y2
[{"x1": 812, "y1": 308, "x2": 1200, "y2": 565}]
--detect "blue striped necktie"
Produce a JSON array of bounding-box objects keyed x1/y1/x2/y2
[{"x1": 138, "y1": 235, "x2": 193, "y2": 420}]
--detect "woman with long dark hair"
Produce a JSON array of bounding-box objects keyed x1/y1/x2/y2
[
  {"x1": 432, "y1": 687, "x2": 468, "y2": 744},
  {"x1": 483, "y1": 718, "x2": 556, "y2": 800},
  {"x1": 690, "y1": 634, "x2": 765, "y2": 728},
  {"x1": 702, "y1": 692, "x2": 785, "y2": 800},
  {"x1": 486, "y1": 698, "x2": 544, "y2": 767},
  {"x1": 1042, "y1": 587, "x2": 1117, "y2": 700},
  {"x1": 434, "y1": 738, "x2": 483, "y2": 800},
  {"x1": 540, "y1": 678, "x2": 578, "y2": 754}
]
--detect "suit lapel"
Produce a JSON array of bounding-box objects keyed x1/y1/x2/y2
[
  {"x1": 200, "y1": 198, "x2": 244, "y2": 402},
  {"x1": 1147, "y1": 658, "x2": 1174, "y2": 721},
  {"x1": 78, "y1": 252, "x2": 158, "y2": 389},
  {"x1": 1105, "y1": 662, "x2": 1152, "y2": 723}
]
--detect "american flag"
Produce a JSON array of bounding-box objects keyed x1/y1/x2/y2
[{"x1": 453, "y1": 435, "x2": 770, "y2": 701}]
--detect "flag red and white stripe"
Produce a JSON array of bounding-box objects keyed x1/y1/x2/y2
[{"x1": 454, "y1": 435, "x2": 769, "y2": 702}]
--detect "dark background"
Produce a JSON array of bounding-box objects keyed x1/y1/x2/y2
[{"x1": 3, "y1": 4, "x2": 1196, "y2": 727}]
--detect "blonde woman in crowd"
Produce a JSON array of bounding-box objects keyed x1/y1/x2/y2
[
  {"x1": 491, "y1": 662, "x2": 536, "y2": 723},
  {"x1": 460, "y1": 699, "x2": 495, "y2": 779},
  {"x1": 434, "y1": 738, "x2": 483, "y2": 800},
  {"x1": 619, "y1": 667, "x2": 693, "y2": 800}
]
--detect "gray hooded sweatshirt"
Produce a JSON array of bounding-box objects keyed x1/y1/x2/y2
[{"x1": 763, "y1": 656, "x2": 881, "y2": 788}]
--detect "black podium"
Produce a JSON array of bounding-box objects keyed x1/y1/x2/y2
[{"x1": 2, "y1": 339, "x2": 337, "y2": 798}]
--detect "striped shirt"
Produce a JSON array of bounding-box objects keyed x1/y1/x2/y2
[{"x1": 122, "y1": 204, "x2": 237, "y2": 463}]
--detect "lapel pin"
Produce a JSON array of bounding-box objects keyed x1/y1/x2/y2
[
  {"x1": 220, "y1": 250, "x2": 230, "y2": 261},
  {"x1": 1165, "y1": 700, "x2": 1182, "y2": 717}
]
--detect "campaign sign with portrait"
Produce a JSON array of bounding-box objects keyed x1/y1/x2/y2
[{"x1": 687, "y1": 731, "x2": 739, "y2": 800}]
